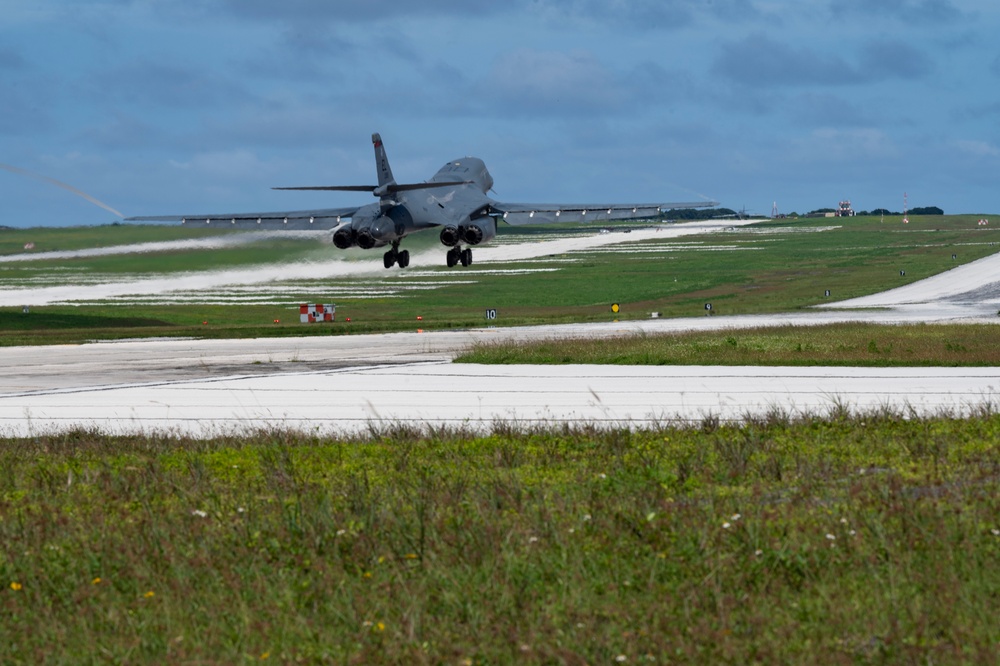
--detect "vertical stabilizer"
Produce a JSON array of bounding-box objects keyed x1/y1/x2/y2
[{"x1": 372, "y1": 133, "x2": 394, "y2": 188}]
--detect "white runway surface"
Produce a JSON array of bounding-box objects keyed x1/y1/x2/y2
[{"x1": 3, "y1": 219, "x2": 1000, "y2": 436}]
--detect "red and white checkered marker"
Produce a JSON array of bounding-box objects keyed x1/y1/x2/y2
[{"x1": 300, "y1": 304, "x2": 335, "y2": 323}]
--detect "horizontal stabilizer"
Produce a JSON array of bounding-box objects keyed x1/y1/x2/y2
[{"x1": 273, "y1": 181, "x2": 470, "y2": 193}]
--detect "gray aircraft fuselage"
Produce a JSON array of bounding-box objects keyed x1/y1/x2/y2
[
  {"x1": 337, "y1": 156, "x2": 496, "y2": 254},
  {"x1": 128, "y1": 133, "x2": 718, "y2": 269}
]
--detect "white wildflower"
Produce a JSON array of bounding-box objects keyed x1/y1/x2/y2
[
  {"x1": 825, "y1": 533, "x2": 836, "y2": 540},
  {"x1": 722, "y1": 522, "x2": 731, "y2": 529},
  {"x1": 731, "y1": 513, "x2": 741, "y2": 521},
  {"x1": 191, "y1": 510, "x2": 207, "y2": 518}
]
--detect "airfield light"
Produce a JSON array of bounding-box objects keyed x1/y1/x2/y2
[{"x1": 417, "y1": 316, "x2": 423, "y2": 321}]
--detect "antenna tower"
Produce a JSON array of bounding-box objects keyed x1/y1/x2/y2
[{"x1": 771, "y1": 201, "x2": 778, "y2": 218}]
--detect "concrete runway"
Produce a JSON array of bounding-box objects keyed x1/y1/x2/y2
[{"x1": 3, "y1": 222, "x2": 1000, "y2": 436}]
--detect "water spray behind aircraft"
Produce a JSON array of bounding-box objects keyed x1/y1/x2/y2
[{"x1": 0, "y1": 163, "x2": 123, "y2": 218}]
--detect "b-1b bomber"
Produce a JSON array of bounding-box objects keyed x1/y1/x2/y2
[{"x1": 130, "y1": 133, "x2": 717, "y2": 269}]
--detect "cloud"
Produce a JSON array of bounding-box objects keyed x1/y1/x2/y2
[
  {"x1": 713, "y1": 34, "x2": 932, "y2": 87},
  {"x1": 214, "y1": 0, "x2": 508, "y2": 22},
  {"x1": 0, "y1": 48, "x2": 27, "y2": 70},
  {"x1": 481, "y1": 49, "x2": 623, "y2": 116},
  {"x1": 713, "y1": 35, "x2": 862, "y2": 86},
  {"x1": 953, "y1": 139, "x2": 1000, "y2": 158},
  {"x1": 789, "y1": 93, "x2": 877, "y2": 127},
  {"x1": 791, "y1": 128, "x2": 899, "y2": 162},
  {"x1": 533, "y1": 0, "x2": 762, "y2": 28},
  {"x1": 96, "y1": 60, "x2": 258, "y2": 109},
  {"x1": 828, "y1": 0, "x2": 962, "y2": 24},
  {"x1": 859, "y1": 42, "x2": 932, "y2": 79}
]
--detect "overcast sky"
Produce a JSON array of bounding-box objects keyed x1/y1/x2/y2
[{"x1": 1, "y1": 0, "x2": 998, "y2": 227}]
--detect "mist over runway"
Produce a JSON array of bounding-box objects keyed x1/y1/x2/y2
[{"x1": 0, "y1": 220, "x2": 754, "y2": 307}]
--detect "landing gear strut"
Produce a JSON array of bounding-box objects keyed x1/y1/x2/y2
[
  {"x1": 446, "y1": 246, "x2": 472, "y2": 268},
  {"x1": 383, "y1": 242, "x2": 409, "y2": 269}
]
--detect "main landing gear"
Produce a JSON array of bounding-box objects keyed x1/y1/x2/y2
[
  {"x1": 383, "y1": 242, "x2": 410, "y2": 269},
  {"x1": 446, "y1": 246, "x2": 473, "y2": 268}
]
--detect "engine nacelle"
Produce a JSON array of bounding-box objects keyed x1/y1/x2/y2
[
  {"x1": 356, "y1": 228, "x2": 378, "y2": 249},
  {"x1": 333, "y1": 227, "x2": 356, "y2": 249},
  {"x1": 439, "y1": 225, "x2": 460, "y2": 247},
  {"x1": 462, "y1": 218, "x2": 496, "y2": 245}
]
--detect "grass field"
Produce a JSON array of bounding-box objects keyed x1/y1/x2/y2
[
  {"x1": 457, "y1": 322, "x2": 1000, "y2": 367},
  {"x1": 2, "y1": 214, "x2": 1000, "y2": 346},
  {"x1": 3, "y1": 217, "x2": 1000, "y2": 663},
  {"x1": 1, "y1": 417, "x2": 998, "y2": 663}
]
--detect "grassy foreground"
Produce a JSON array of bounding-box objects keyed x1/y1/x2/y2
[
  {"x1": 2, "y1": 417, "x2": 999, "y2": 664},
  {"x1": 457, "y1": 322, "x2": 1000, "y2": 367}
]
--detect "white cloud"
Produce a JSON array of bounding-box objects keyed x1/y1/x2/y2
[{"x1": 953, "y1": 140, "x2": 1000, "y2": 158}]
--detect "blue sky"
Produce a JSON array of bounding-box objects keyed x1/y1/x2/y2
[{"x1": 1, "y1": 0, "x2": 998, "y2": 227}]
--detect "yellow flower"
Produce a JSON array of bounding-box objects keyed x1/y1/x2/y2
[
  {"x1": 375, "y1": 622, "x2": 385, "y2": 632},
  {"x1": 143, "y1": 590, "x2": 155, "y2": 598},
  {"x1": 404, "y1": 553, "x2": 418, "y2": 560},
  {"x1": 363, "y1": 571, "x2": 372, "y2": 579},
  {"x1": 92, "y1": 577, "x2": 102, "y2": 585},
  {"x1": 10, "y1": 582, "x2": 22, "y2": 591},
  {"x1": 260, "y1": 652, "x2": 270, "y2": 660}
]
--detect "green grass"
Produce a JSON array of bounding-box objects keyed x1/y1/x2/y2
[
  {"x1": 457, "y1": 322, "x2": 1000, "y2": 367},
  {"x1": 1, "y1": 416, "x2": 998, "y2": 663},
  {"x1": 0, "y1": 223, "x2": 243, "y2": 256},
  {"x1": 2, "y1": 214, "x2": 1000, "y2": 346}
]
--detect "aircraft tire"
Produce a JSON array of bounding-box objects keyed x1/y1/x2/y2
[
  {"x1": 398, "y1": 250, "x2": 410, "y2": 268},
  {"x1": 383, "y1": 250, "x2": 396, "y2": 269},
  {"x1": 446, "y1": 248, "x2": 459, "y2": 268},
  {"x1": 461, "y1": 249, "x2": 472, "y2": 267}
]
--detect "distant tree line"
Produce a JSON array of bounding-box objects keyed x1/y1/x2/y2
[
  {"x1": 664, "y1": 208, "x2": 738, "y2": 220},
  {"x1": 662, "y1": 205, "x2": 944, "y2": 221},
  {"x1": 857, "y1": 206, "x2": 944, "y2": 216}
]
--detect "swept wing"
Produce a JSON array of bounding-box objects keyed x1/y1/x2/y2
[
  {"x1": 126, "y1": 207, "x2": 359, "y2": 230},
  {"x1": 491, "y1": 201, "x2": 718, "y2": 225}
]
